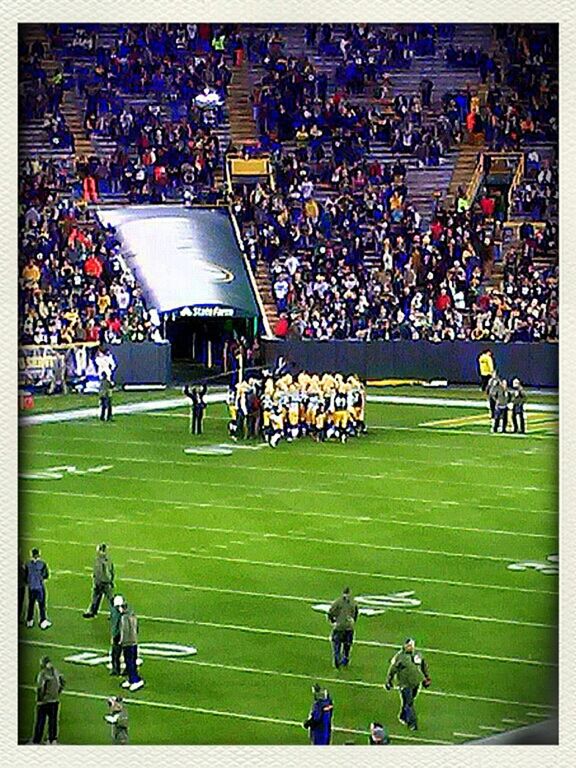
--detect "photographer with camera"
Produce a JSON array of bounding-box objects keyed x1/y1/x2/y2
[{"x1": 104, "y1": 696, "x2": 129, "y2": 744}]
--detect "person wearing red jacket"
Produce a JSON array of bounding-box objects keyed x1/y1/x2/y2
[
  {"x1": 274, "y1": 314, "x2": 289, "y2": 338},
  {"x1": 435, "y1": 289, "x2": 452, "y2": 313},
  {"x1": 84, "y1": 254, "x2": 103, "y2": 279}
]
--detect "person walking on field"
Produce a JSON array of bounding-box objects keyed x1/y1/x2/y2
[
  {"x1": 84, "y1": 543, "x2": 115, "y2": 618},
  {"x1": 24, "y1": 548, "x2": 52, "y2": 630},
  {"x1": 385, "y1": 638, "x2": 431, "y2": 732},
  {"x1": 32, "y1": 656, "x2": 65, "y2": 744},
  {"x1": 328, "y1": 586, "x2": 359, "y2": 668}
]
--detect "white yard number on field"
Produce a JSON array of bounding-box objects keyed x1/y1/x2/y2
[
  {"x1": 507, "y1": 554, "x2": 558, "y2": 575},
  {"x1": 312, "y1": 591, "x2": 422, "y2": 617},
  {"x1": 64, "y1": 642, "x2": 198, "y2": 669},
  {"x1": 19, "y1": 464, "x2": 113, "y2": 481}
]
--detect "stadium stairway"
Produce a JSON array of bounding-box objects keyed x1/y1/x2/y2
[
  {"x1": 228, "y1": 60, "x2": 258, "y2": 146},
  {"x1": 20, "y1": 26, "x2": 76, "y2": 161},
  {"x1": 59, "y1": 90, "x2": 95, "y2": 158}
]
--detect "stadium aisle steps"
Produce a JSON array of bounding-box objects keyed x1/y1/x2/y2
[
  {"x1": 228, "y1": 60, "x2": 259, "y2": 145},
  {"x1": 60, "y1": 90, "x2": 94, "y2": 157}
]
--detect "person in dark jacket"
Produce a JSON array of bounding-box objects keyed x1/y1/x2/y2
[
  {"x1": 303, "y1": 683, "x2": 334, "y2": 745},
  {"x1": 183, "y1": 383, "x2": 208, "y2": 435},
  {"x1": 24, "y1": 548, "x2": 51, "y2": 629},
  {"x1": 83, "y1": 543, "x2": 115, "y2": 618},
  {"x1": 99, "y1": 372, "x2": 114, "y2": 422},
  {"x1": 327, "y1": 586, "x2": 359, "y2": 668},
  {"x1": 32, "y1": 656, "x2": 65, "y2": 744},
  {"x1": 511, "y1": 377, "x2": 527, "y2": 434},
  {"x1": 385, "y1": 638, "x2": 431, "y2": 731}
]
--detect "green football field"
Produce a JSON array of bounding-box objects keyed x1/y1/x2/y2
[{"x1": 18, "y1": 389, "x2": 559, "y2": 745}]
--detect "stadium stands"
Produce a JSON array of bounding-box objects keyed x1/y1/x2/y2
[{"x1": 18, "y1": 22, "x2": 558, "y2": 354}]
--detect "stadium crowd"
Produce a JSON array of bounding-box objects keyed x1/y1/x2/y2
[
  {"x1": 19, "y1": 22, "x2": 558, "y2": 352},
  {"x1": 19, "y1": 157, "x2": 162, "y2": 347},
  {"x1": 239, "y1": 23, "x2": 557, "y2": 342}
]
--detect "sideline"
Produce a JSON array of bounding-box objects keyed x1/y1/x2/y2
[{"x1": 20, "y1": 391, "x2": 558, "y2": 426}]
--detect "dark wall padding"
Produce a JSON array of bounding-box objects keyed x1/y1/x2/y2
[
  {"x1": 112, "y1": 342, "x2": 172, "y2": 385},
  {"x1": 262, "y1": 339, "x2": 558, "y2": 388}
]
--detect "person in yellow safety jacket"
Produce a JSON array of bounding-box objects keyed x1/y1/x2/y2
[{"x1": 477, "y1": 349, "x2": 495, "y2": 392}]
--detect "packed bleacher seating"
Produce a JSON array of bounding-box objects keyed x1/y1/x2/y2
[{"x1": 18, "y1": 22, "x2": 558, "y2": 349}]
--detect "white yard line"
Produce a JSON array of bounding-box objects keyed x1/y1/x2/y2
[
  {"x1": 478, "y1": 725, "x2": 506, "y2": 732},
  {"x1": 20, "y1": 459, "x2": 552, "y2": 512},
  {"x1": 19, "y1": 508, "x2": 526, "y2": 565},
  {"x1": 23, "y1": 508, "x2": 557, "y2": 596},
  {"x1": 44, "y1": 605, "x2": 557, "y2": 667},
  {"x1": 19, "y1": 394, "x2": 226, "y2": 426},
  {"x1": 453, "y1": 732, "x2": 481, "y2": 739},
  {"x1": 20, "y1": 391, "x2": 557, "y2": 429},
  {"x1": 25, "y1": 429, "x2": 552, "y2": 468},
  {"x1": 21, "y1": 454, "x2": 553, "y2": 539},
  {"x1": 366, "y1": 395, "x2": 558, "y2": 412},
  {"x1": 34, "y1": 558, "x2": 555, "y2": 631},
  {"x1": 370, "y1": 424, "x2": 554, "y2": 441},
  {"x1": 20, "y1": 447, "x2": 551, "y2": 497},
  {"x1": 21, "y1": 639, "x2": 555, "y2": 712}
]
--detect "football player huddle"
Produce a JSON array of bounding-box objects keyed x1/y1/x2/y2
[{"x1": 227, "y1": 371, "x2": 366, "y2": 449}]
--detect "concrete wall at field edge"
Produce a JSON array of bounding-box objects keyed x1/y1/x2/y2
[
  {"x1": 112, "y1": 341, "x2": 172, "y2": 385},
  {"x1": 261, "y1": 339, "x2": 558, "y2": 388}
]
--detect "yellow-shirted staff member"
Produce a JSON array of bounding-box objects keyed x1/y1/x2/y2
[{"x1": 477, "y1": 349, "x2": 495, "y2": 392}]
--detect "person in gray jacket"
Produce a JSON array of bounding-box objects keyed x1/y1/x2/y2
[
  {"x1": 492, "y1": 378, "x2": 510, "y2": 433},
  {"x1": 110, "y1": 594, "x2": 124, "y2": 677},
  {"x1": 32, "y1": 656, "x2": 65, "y2": 744},
  {"x1": 486, "y1": 372, "x2": 501, "y2": 420},
  {"x1": 83, "y1": 543, "x2": 115, "y2": 618},
  {"x1": 118, "y1": 600, "x2": 145, "y2": 692}
]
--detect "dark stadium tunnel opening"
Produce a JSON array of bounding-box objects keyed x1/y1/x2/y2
[{"x1": 165, "y1": 314, "x2": 261, "y2": 383}]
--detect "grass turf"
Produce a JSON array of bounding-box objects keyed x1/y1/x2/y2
[{"x1": 18, "y1": 394, "x2": 558, "y2": 745}]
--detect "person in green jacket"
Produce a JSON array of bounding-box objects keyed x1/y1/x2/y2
[
  {"x1": 327, "y1": 586, "x2": 359, "y2": 668},
  {"x1": 32, "y1": 656, "x2": 65, "y2": 744},
  {"x1": 104, "y1": 696, "x2": 129, "y2": 744},
  {"x1": 83, "y1": 543, "x2": 115, "y2": 618},
  {"x1": 385, "y1": 638, "x2": 431, "y2": 731}
]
